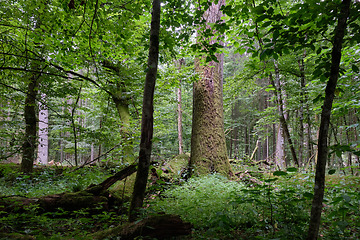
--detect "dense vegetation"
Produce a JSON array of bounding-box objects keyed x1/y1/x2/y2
[
  {"x1": 0, "y1": 163, "x2": 359, "y2": 239},
  {"x1": 0, "y1": 0, "x2": 359, "y2": 239}
]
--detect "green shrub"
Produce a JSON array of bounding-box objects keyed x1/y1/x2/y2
[{"x1": 149, "y1": 174, "x2": 257, "y2": 230}]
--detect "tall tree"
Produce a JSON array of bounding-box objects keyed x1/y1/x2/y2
[
  {"x1": 189, "y1": 0, "x2": 231, "y2": 176},
  {"x1": 307, "y1": 0, "x2": 351, "y2": 238},
  {"x1": 21, "y1": 64, "x2": 41, "y2": 173},
  {"x1": 129, "y1": 0, "x2": 161, "y2": 222}
]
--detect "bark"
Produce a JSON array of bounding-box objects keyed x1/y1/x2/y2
[
  {"x1": 231, "y1": 98, "x2": 240, "y2": 159},
  {"x1": 298, "y1": 56, "x2": 306, "y2": 166},
  {"x1": 129, "y1": 0, "x2": 161, "y2": 222},
  {"x1": 71, "y1": 85, "x2": 82, "y2": 166},
  {"x1": 307, "y1": 0, "x2": 351, "y2": 239},
  {"x1": 102, "y1": 60, "x2": 134, "y2": 161},
  {"x1": 21, "y1": 68, "x2": 41, "y2": 173},
  {"x1": 37, "y1": 93, "x2": 48, "y2": 165},
  {"x1": 270, "y1": 63, "x2": 300, "y2": 167},
  {"x1": 275, "y1": 123, "x2": 286, "y2": 169},
  {"x1": 176, "y1": 59, "x2": 185, "y2": 155},
  {"x1": 190, "y1": 0, "x2": 231, "y2": 176},
  {"x1": 89, "y1": 214, "x2": 192, "y2": 240}
]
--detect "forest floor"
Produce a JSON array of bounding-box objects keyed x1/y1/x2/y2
[{"x1": 0, "y1": 161, "x2": 359, "y2": 240}]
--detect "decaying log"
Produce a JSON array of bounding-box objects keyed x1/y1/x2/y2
[
  {"x1": 0, "y1": 164, "x2": 137, "y2": 213},
  {"x1": 89, "y1": 214, "x2": 193, "y2": 240},
  {"x1": 86, "y1": 164, "x2": 137, "y2": 195}
]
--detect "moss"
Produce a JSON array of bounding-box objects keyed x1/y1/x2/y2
[{"x1": 109, "y1": 174, "x2": 136, "y2": 200}]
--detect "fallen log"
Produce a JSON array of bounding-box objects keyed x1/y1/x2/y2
[
  {"x1": 0, "y1": 164, "x2": 137, "y2": 213},
  {"x1": 89, "y1": 214, "x2": 193, "y2": 240},
  {"x1": 86, "y1": 164, "x2": 137, "y2": 195}
]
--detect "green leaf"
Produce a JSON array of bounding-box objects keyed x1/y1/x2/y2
[
  {"x1": 336, "y1": 221, "x2": 348, "y2": 231},
  {"x1": 256, "y1": 15, "x2": 268, "y2": 23},
  {"x1": 264, "y1": 178, "x2": 278, "y2": 183},
  {"x1": 342, "y1": 194, "x2": 351, "y2": 203},
  {"x1": 303, "y1": 192, "x2": 314, "y2": 199},
  {"x1": 351, "y1": 64, "x2": 359, "y2": 73},
  {"x1": 237, "y1": 48, "x2": 246, "y2": 55},
  {"x1": 328, "y1": 169, "x2": 336, "y2": 175},
  {"x1": 286, "y1": 167, "x2": 298, "y2": 172},
  {"x1": 273, "y1": 171, "x2": 287, "y2": 176}
]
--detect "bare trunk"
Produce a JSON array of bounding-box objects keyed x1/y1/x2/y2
[
  {"x1": 190, "y1": 0, "x2": 231, "y2": 176},
  {"x1": 21, "y1": 67, "x2": 41, "y2": 173},
  {"x1": 270, "y1": 62, "x2": 300, "y2": 167},
  {"x1": 129, "y1": 0, "x2": 161, "y2": 222},
  {"x1": 298, "y1": 55, "x2": 307, "y2": 166},
  {"x1": 37, "y1": 93, "x2": 48, "y2": 165},
  {"x1": 307, "y1": 0, "x2": 350, "y2": 238},
  {"x1": 176, "y1": 59, "x2": 185, "y2": 155},
  {"x1": 275, "y1": 124, "x2": 286, "y2": 170},
  {"x1": 71, "y1": 85, "x2": 82, "y2": 166}
]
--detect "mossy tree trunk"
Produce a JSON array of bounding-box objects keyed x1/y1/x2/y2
[
  {"x1": 102, "y1": 60, "x2": 134, "y2": 162},
  {"x1": 190, "y1": 0, "x2": 231, "y2": 176}
]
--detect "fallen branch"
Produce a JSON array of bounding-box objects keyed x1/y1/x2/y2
[{"x1": 89, "y1": 214, "x2": 192, "y2": 240}]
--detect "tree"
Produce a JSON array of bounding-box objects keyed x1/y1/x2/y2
[
  {"x1": 189, "y1": 0, "x2": 231, "y2": 176},
  {"x1": 37, "y1": 93, "x2": 48, "y2": 165},
  {"x1": 129, "y1": 0, "x2": 161, "y2": 222},
  {"x1": 307, "y1": 0, "x2": 351, "y2": 238}
]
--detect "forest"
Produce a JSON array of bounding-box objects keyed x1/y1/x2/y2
[{"x1": 0, "y1": 0, "x2": 359, "y2": 239}]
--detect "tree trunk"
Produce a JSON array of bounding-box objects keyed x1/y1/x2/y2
[
  {"x1": 176, "y1": 59, "x2": 185, "y2": 155},
  {"x1": 190, "y1": 0, "x2": 231, "y2": 176},
  {"x1": 129, "y1": 0, "x2": 161, "y2": 222},
  {"x1": 37, "y1": 93, "x2": 48, "y2": 165},
  {"x1": 21, "y1": 68, "x2": 41, "y2": 173},
  {"x1": 102, "y1": 60, "x2": 134, "y2": 162},
  {"x1": 307, "y1": 0, "x2": 351, "y2": 238},
  {"x1": 275, "y1": 123, "x2": 286, "y2": 169},
  {"x1": 298, "y1": 55, "x2": 306, "y2": 166},
  {"x1": 89, "y1": 214, "x2": 192, "y2": 240},
  {"x1": 270, "y1": 62, "x2": 300, "y2": 167},
  {"x1": 230, "y1": 98, "x2": 240, "y2": 159}
]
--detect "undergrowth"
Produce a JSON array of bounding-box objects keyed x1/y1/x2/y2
[
  {"x1": 0, "y1": 163, "x2": 359, "y2": 239},
  {"x1": 148, "y1": 171, "x2": 360, "y2": 239},
  {"x1": 0, "y1": 165, "x2": 112, "y2": 197}
]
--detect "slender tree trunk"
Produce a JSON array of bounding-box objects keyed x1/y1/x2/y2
[
  {"x1": 129, "y1": 0, "x2": 160, "y2": 222},
  {"x1": 298, "y1": 55, "x2": 307, "y2": 166},
  {"x1": 245, "y1": 126, "x2": 250, "y2": 157},
  {"x1": 275, "y1": 124, "x2": 286, "y2": 169},
  {"x1": 71, "y1": 85, "x2": 82, "y2": 166},
  {"x1": 190, "y1": 0, "x2": 231, "y2": 176},
  {"x1": 270, "y1": 63, "x2": 300, "y2": 167},
  {"x1": 176, "y1": 59, "x2": 185, "y2": 155},
  {"x1": 230, "y1": 98, "x2": 240, "y2": 159},
  {"x1": 307, "y1": 1, "x2": 351, "y2": 238},
  {"x1": 37, "y1": 93, "x2": 48, "y2": 165}
]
